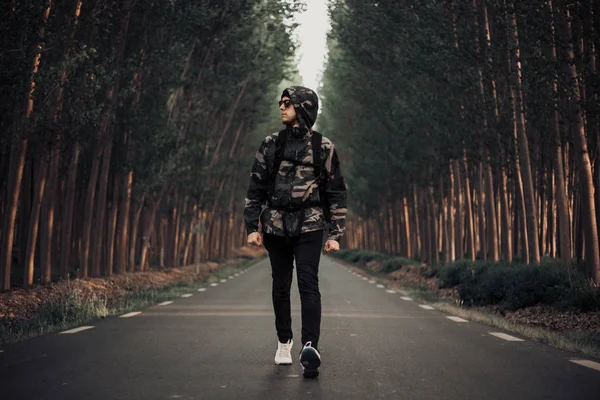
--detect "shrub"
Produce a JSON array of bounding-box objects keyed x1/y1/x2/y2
[
  {"x1": 353, "y1": 250, "x2": 389, "y2": 265},
  {"x1": 435, "y1": 258, "x2": 600, "y2": 311},
  {"x1": 438, "y1": 260, "x2": 474, "y2": 288},
  {"x1": 380, "y1": 257, "x2": 420, "y2": 274},
  {"x1": 456, "y1": 261, "x2": 495, "y2": 305},
  {"x1": 564, "y1": 280, "x2": 600, "y2": 311}
]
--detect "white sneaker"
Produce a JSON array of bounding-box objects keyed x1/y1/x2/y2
[{"x1": 274, "y1": 339, "x2": 293, "y2": 365}]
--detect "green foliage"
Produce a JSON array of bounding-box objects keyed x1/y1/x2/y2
[
  {"x1": 437, "y1": 260, "x2": 600, "y2": 311},
  {"x1": 1, "y1": 0, "x2": 305, "y2": 210},
  {"x1": 381, "y1": 257, "x2": 420, "y2": 274},
  {"x1": 331, "y1": 248, "x2": 388, "y2": 265},
  {"x1": 319, "y1": 0, "x2": 598, "y2": 225}
]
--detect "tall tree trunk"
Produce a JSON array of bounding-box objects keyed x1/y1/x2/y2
[
  {"x1": 40, "y1": 146, "x2": 59, "y2": 284},
  {"x1": 0, "y1": 1, "x2": 53, "y2": 291},
  {"x1": 441, "y1": 177, "x2": 449, "y2": 263},
  {"x1": 130, "y1": 195, "x2": 145, "y2": 272},
  {"x1": 18, "y1": 159, "x2": 32, "y2": 277},
  {"x1": 508, "y1": 5, "x2": 540, "y2": 263},
  {"x1": 81, "y1": 0, "x2": 133, "y2": 278},
  {"x1": 485, "y1": 163, "x2": 499, "y2": 261},
  {"x1": 447, "y1": 163, "x2": 456, "y2": 261},
  {"x1": 429, "y1": 186, "x2": 438, "y2": 264},
  {"x1": 412, "y1": 185, "x2": 421, "y2": 257},
  {"x1": 453, "y1": 159, "x2": 464, "y2": 260},
  {"x1": 140, "y1": 187, "x2": 166, "y2": 271},
  {"x1": 24, "y1": 154, "x2": 49, "y2": 288},
  {"x1": 106, "y1": 175, "x2": 120, "y2": 276},
  {"x1": 477, "y1": 162, "x2": 487, "y2": 259},
  {"x1": 499, "y1": 166, "x2": 512, "y2": 261},
  {"x1": 420, "y1": 189, "x2": 429, "y2": 264},
  {"x1": 557, "y1": 3, "x2": 600, "y2": 281},
  {"x1": 60, "y1": 143, "x2": 80, "y2": 279},
  {"x1": 547, "y1": 6, "x2": 573, "y2": 263},
  {"x1": 91, "y1": 141, "x2": 113, "y2": 277},
  {"x1": 403, "y1": 196, "x2": 412, "y2": 258},
  {"x1": 462, "y1": 155, "x2": 476, "y2": 260},
  {"x1": 115, "y1": 169, "x2": 133, "y2": 274}
]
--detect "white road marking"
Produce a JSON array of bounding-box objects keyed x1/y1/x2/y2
[
  {"x1": 120, "y1": 312, "x2": 141, "y2": 318},
  {"x1": 158, "y1": 301, "x2": 173, "y2": 306},
  {"x1": 220, "y1": 279, "x2": 227, "y2": 283},
  {"x1": 489, "y1": 332, "x2": 524, "y2": 342},
  {"x1": 386, "y1": 290, "x2": 396, "y2": 294},
  {"x1": 419, "y1": 305, "x2": 435, "y2": 310},
  {"x1": 350, "y1": 334, "x2": 358, "y2": 337},
  {"x1": 446, "y1": 316, "x2": 468, "y2": 323},
  {"x1": 376, "y1": 284, "x2": 384, "y2": 288},
  {"x1": 286, "y1": 375, "x2": 300, "y2": 378},
  {"x1": 197, "y1": 288, "x2": 207, "y2": 292},
  {"x1": 211, "y1": 283, "x2": 218, "y2": 287},
  {"x1": 181, "y1": 294, "x2": 193, "y2": 298},
  {"x1": 0, "y1": 350, "x2": 4, "y2": 353},
  {"x1": 400, "y1": 296, "x2": 413, "y2": 301},
  {"x1": 362, "y1": 277, "x2": 368, "y2": 281},
  {"x1": 570, "y1": 359, "x2": 600, "y2": 372},
  {"x1": 368, "y1": 280, "x2": 375, "y2": 284},
  {"x1": 60, "y1": 326, "x2": 94, "y2": 334}
]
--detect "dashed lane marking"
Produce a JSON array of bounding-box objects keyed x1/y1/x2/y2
[
  {"x1": 60, "y1": 326, "x2": 95, "y2": 334},
  {"x1": 120, "y1": 312, "x2": 141, "y2": 318},
  {"x1": 446, "y1": 316, "x2": 468, "y2": 323},
  {"x1": 489, "y1": 332, "x2": 524, "y2": 342},
  {"x1": 570, "y1": 359, "x2": 600, "y2": 372}
]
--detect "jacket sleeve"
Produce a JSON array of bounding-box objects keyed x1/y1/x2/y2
[
  {"x1": 244, "y1": 138, "x2": 271, "y2": 235},
  {"x1": 324, "y1": 144, "x2": 347, "y2": 241}
]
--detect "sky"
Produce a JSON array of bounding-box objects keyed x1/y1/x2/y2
[{"x1": 294, "y1": 0, "x2": 331, "y2": 92}]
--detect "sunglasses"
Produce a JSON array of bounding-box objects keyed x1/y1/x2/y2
[{"x1": 278, "y1": 99, "x2": 292, "y2": 108}]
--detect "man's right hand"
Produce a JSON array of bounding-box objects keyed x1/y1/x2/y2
[{"x1": 247, "y1": 232, "x2": 263, "y2": 247}]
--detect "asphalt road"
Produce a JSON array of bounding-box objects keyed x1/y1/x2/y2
[{"x1": 1, "y1": 255, "x2": 599, "y2": 400}]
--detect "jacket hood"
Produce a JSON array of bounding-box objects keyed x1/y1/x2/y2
[{"x1": 281, "y1": 86, "x2": 319, "y2": 129}]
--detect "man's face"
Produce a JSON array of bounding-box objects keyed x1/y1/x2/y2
[{"x1": 279, "y1": 96, "x2": 297, "y2": 125}]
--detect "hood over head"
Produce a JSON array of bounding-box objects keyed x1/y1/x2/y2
[{"x1": 281, "y1": 86, "x2": 319, "y2": 129}]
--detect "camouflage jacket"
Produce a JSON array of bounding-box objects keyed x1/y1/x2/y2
[{"x1": 244, "y1": 128, "x2": 347, "y2": 241}]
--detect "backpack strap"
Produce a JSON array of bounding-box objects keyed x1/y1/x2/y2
[
  {"x1": 311, "y1": 131, "x2": 331, "y2": 224},
  {"x1": 311, "y1": 131, "x2": 322, "y2": 182},
  {"x1": 271, "y1": 129, "x2": 288, "y2": 184}
]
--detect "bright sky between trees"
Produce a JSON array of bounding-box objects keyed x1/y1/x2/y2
[{"x1": 294, "y1": 0, "x2": 331, "y2": 92}]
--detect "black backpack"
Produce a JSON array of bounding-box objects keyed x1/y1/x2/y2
[{"x1": 269, "y1": 129, "x2": 330, "y2": 223}]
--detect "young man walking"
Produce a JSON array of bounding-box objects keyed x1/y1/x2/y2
[{"x1": 243, "y1": 86, "x2": 347, "y2": 378}]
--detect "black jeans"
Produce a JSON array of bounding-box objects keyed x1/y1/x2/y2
[{"x1": 263, "y1": 230, "x2": 324, "y2": 350}]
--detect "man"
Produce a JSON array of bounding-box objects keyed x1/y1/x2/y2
[{"x1": 243, "y1": 86, "x2": 347, "y2": 378}]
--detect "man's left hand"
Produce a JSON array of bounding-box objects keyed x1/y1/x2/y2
[{"x1": 324, "y1": 240, "x2": 339, "y2": 254}]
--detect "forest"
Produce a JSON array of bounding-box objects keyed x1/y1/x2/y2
[
  {"x1": 320, "y1": 0, "x2": 600, "y2": 288},
  {"x1": 0, "y1": 0, "x2": 302, "y2": 291},
  {"x1": 2, "y1": 0, "x2": 600, "y2": 292}
]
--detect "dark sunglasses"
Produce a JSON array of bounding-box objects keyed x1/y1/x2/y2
[{"x1": 278, "y1": 99, "x2": 292, "y2": 108}]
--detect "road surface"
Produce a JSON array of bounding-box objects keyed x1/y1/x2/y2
[{"x1": 1, "y1": 256, "x2": 599, "y2": 399}]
